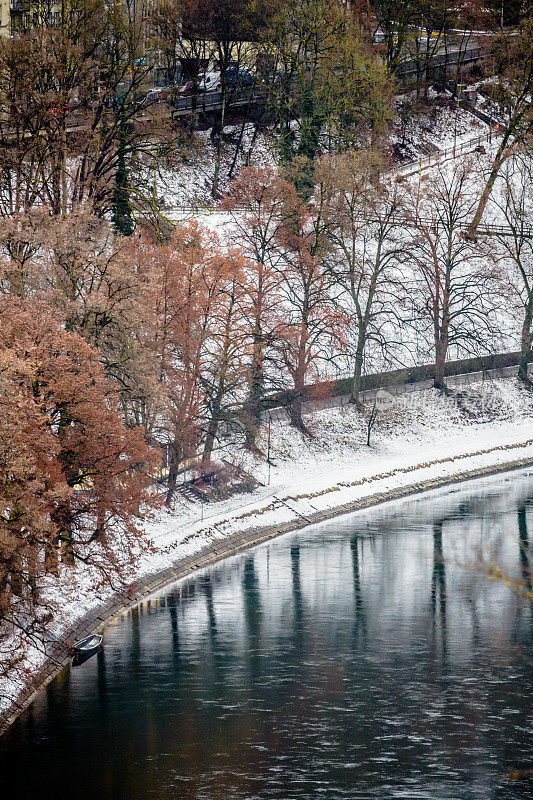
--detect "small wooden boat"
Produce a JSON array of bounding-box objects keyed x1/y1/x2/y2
[{"x1": 71, "y1": 634, "x2": 103, "y2": 666}]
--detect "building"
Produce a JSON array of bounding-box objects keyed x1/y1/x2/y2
[
  {"x1": 0, "y1": 1, "x2": 62, "y2": 38},
  {"x1": 0, "y1": 0, "x2": 13, "y2": 38}
]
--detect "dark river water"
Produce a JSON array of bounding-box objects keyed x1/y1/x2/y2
[{"x1": 1, "y1": 473, "x2": 532, "y2": 800}]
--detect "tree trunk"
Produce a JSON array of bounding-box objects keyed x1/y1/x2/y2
[
  {"x1": 296, "y1": 83, "x2": 325, "y2": 199},
  {"x1": 27, "y1": 548, "x2": 38, "y2": 603},
  {"x1": 366, "y1": 405, "x2": 377, "y2": 447},
  {"x1": 61, "y1": 528, "x2": 75, "y2": 565},
  {"x1": 211, "y1": 93, "x2": 226, "y2": 199},
  {"x1": 60, "y1": 118, "x2": 68, "y2": 215},
  {"x1": 350, "y1": 337, "x2": 365, "y2": 407},
  {"x1": 466, "y1": 135, "x2": 514, "y2": 238},
  {"x1": 51, "y1": 152, "x2": 62, "y2": 216},
  {"x1": 245, "y1": 123, "x2": 260, "y2": 166},
  {"x1": 190, "y1": 81, "x2": 199, "y2": 129},
  {"x1": 434, "y1": 338, "x2": 448, "y2": 391},
  {"x1": 51, "y1": 502, "x2": 75, "y2": 565},
  {"x1": 9, "y1": 553, "x2": 23, "y2": 597},
  {"x1": 228, "y1": 115, "x2": 247, "y2": 180},
  {"x1": 44, "y1": 539, "x2": 59, "y2": 575},
  {"x1": 288, "y1": 377, "x2": 311, "y2": 436},
  {"x1": 202, "y1": 395, "x2": 223, "y2": 464},
  {"x1": 165, "y1": 443, "x2": 182, "y2": 508},
  {"x1": 243, "y1": 335, "x2": 264, "y2": 451},
  {"x1": 94, "y1": 506, "x2": 106, "y2": 542},
  {"x1": 288, "y1": 392, "x2": 305, "y2": 432},
  {"x1": 518, "y1": 307, "x2": 533, "y2": 384}
]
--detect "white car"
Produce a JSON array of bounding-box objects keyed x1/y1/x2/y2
[
  {"x1": 143, "y1": 87, "x2": 169, "y2": 104},
  {"x1": 199, "y1": 72, "x2": 222, "y2": 93}
]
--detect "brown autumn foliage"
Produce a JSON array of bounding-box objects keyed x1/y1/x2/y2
[
  {"x1": 222, "y1": 166, "x2": 349, "y2": 435},
  {"x1": 132, "y1": 224, "x2": 222, "y2": 500},
  {"x1": 127, "y1": 222, "x2": 254, "y2": 502},
  {"x1": 0, "y1": 300, "x2": 157, "y2": 673},
  {"x1": 0, "y1": 213, "x2": 152, "y2": 408}
]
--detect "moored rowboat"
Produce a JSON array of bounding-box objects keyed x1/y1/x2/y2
[{"x1": 71, "y1": 635, "x2": 102, "y2": 665}]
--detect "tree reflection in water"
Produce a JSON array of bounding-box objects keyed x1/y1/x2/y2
[{"x1": 1, "y1": 473, "x2": 532, "y2": 800}]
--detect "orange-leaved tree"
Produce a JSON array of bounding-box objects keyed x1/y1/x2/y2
[
  {"x1": 0, "y1": 299, "x2": 157, "y2": 673},
  {"x1": 132, "y1": 224, "x2": 221, "y2": 503}
]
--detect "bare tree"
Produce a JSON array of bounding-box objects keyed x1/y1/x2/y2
[
  {"x1": 406, "y1": 161, "x2": 502, "y2": 390},
  {"x1": 0, "y1": 0, "x2": 170, "y2": 221},
  {"x1": 221, "y1": 166, "x2": 289, "y2": 450},
  {"x1": 274, "y1": 189, "x2": 347, "y2": 432},
  {"x1": 318, "y1": 152, "x2": 406, "y2": 406},
  {"x1": 491, "y1": 155, "x2": 533, "y2": 384},
  {"x1": 467, "y1": 16, "x2": 533, "y2": 238}
]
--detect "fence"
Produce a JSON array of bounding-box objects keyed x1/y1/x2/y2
[
  {"x1": 171, "y1": 87, "x2": 259, "y2": 115},
  {"x1": 395, "y1": 131, "x2": 494, "y2": 177},
  {"x1": 396, "y1": 46, "x2": 484, "y2": 78},
  {"x1": 168, "y1": 201, "x2": 532, "y2": 238}
]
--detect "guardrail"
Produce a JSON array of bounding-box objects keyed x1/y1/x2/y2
[
  {"x1": 171, "y1": 87, "x2": 261, "y2": 114},
  {"x1": 396, "y1": 46, "x2": 484, "y2": 77}
]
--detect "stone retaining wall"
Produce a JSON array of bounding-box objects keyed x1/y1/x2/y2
[{"x1": 266, "y1": 361, "x2": 532, "y2": 420}]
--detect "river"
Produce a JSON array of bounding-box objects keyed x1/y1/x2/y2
[{"x1": 0, "y1": 472, "x2": 532, "y2": 799}]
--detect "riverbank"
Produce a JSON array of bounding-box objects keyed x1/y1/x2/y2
[{"x1": 2, "y1": 378, "x2": 533, "y2": 735}]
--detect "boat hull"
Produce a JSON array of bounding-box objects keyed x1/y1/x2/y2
[{"x1": 71, "y1": 635, "x2": 103, "y2": 666}]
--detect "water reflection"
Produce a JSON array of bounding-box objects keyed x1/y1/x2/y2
[
  {"x1": 351, "y1": 535, "x2": 367, "y2": 647},
  {"x1": 243, "y1": 558, "x2": 262, "y2": 680},
  {"x1": 0, "y1": 473, "x2": 532, "y2": 800},
  {"x1": 291, "y1": 544, "x2": 304, "y2": 639},
  {"x1": 431, "y1": 520, "x2": 447, "y2": 664},
  {"x1": 518, "y1": 505, "x2": 531, "y2": 591}
]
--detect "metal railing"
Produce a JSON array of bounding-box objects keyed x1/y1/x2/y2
[
  {"x1": 396, "y1": 46, "x2": 484, "y2": 77},
  {"x1": 171, "y1": 87, "x2": 260, "y2": 114},
  {"x1": 395, "y1": 131, "x2": 497, "y2": 177}
]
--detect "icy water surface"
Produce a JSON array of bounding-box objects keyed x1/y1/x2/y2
[{"x1": 1, "y1": 473, "x2": 532, "y2": 800}]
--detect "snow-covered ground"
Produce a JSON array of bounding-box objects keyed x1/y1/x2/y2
[
  {"x1": 392, "y1": 91, "x2": 487, "y2": 163},
  {"x1": 145, "y1": 377, "x2": 533, "y2": 560},
  {"x1": 150, "y1": 97, "x2": 487, "y2": 212},
  {"x1": 163, "y1": 131, "x2": 525, "y2": 372},
  {"x1": 2, "y1": 376, "x2": 533, "y2": 716},
  {"x1": 154, "y1": 123, "x2": 278, "y2": 213}
]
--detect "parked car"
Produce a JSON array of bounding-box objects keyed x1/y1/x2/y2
[
  {"x1": 143, "y1": 86, "x2": 169, "y2": 104},
  {"x1": 226, "y1": 67, "x2": 255, "y2": 88},
  {"x1": 199, "y1": 71, "x2": 222, "y2": 93},
  {"x1": 178, "y1": 78, "x2": 196, "y2": 95}
]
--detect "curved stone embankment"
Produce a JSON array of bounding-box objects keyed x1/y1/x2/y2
[{"x1": 2, "y1": 450, "x2": 533, "y2": 737}]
